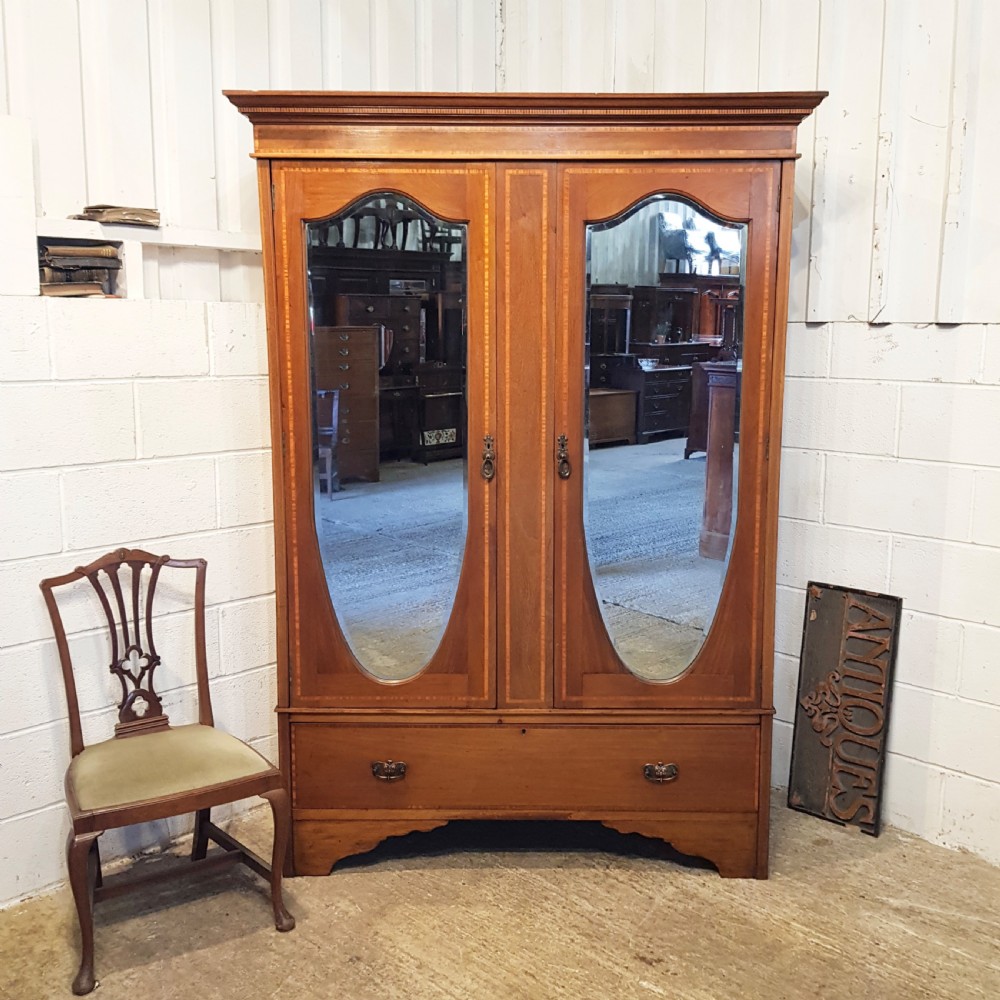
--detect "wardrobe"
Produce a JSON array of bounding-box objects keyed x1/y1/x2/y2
[{"x1": 228, "y1": 90, "x2": 825, "y2": 878}]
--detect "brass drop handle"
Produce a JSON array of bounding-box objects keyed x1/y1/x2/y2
[
  {"x1": 481, "y1": 435, "x2": 496, "y2": 482},
  {"x1": 557, "y1": 435, "x2": 572, "y2": 480},
  {"x1": 371, "y1": 760, "x2": 407, "y2": 782},
  {"x1": 643, "y1": 761, "x2": 679, "y2": 784}
]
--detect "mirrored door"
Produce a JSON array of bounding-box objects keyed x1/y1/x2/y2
[
  {"x1": 272, "y1": 163, "x2": 496, "y2": 707},
  {"x1": 555, "y1": 163, "x2": 782, "y2": 708}
]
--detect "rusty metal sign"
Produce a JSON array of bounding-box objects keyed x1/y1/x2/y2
[{"x1": 787, "y1": 582, "x2": 902, "y2": 836}]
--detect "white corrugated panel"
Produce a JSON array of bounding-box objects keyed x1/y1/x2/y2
[
  {"x1": 613, "y1": 0, "x2": 656, "y2": 92},
  {"x1": 211, "y1": 0, "x2": 271, "y2": 237},
  {"x1": 267, "y1": 0, "x2": 324, "y2": 90},
  {"x1": 807, "y1": 0, "x2": 883, "y2": 323},
  {"x1": 148, "y1": 0, "x2": 220, "y2": 298},
  {"x1": 3, "y1": 0, "x2": 87, "y2": 218},
  {"x1": 938, "y1": 0, "x2": 1000, "y2": 323},
  {"x1": 651, "y1": 1, "x2": 707, "y2": 92},
  {"x1": 78, "y1": 0, "x2": 156, "y2": 209},
  {"x1": 703, "y1": 0, "x2": 761, "y2": 92},
  {"x1": 869, "y1": 0, "x2": 956, "y2": 324},
  {"x1": 757, "y1": 0, "x2": 821, "y2": 324},
  {"x1": 334, "y1": 0, "x2": 374, "y2": 89}
]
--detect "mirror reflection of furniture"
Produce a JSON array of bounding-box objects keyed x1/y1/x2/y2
[
  {"x1": 588, "y1": 284, "x2": 632, "y2": 354},
  {"x1": 313, "y1": 325, "x2": 381, "y2": 483},
  {"x1": 39, "y1": 549, "x2": 294, "y2": 996},
  {"x1": 699, "y1": 362, "x2": 741, "y2": 560},
  {"x1": 685, "y1": 358, "x2": 742, "y2": 459},
  {"x1": 415, "y1": 363, "x2": 466, "y2": 463},
  {"x1": 660, "y1": 272, "x2": 742, "y2": 343},
  {"x1": 315, "y1": 389, "x2": 340, "y2": 495},
  {"x1": 588, "y1": 387, "x2": 638, "y2": 446}
]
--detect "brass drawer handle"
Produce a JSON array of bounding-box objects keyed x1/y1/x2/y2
[
  {"x1": 481, "y1": 435, "x2": 496, "y2": 482},
  {"x1": 339, "y1": 348, "x2": 349, "y2": 356},
  {"x1": 371, "y1": 760, "x2": 407, "y2": 782},
  {"x1": 557, "y1": 434, "x2": 572, "y2": 480},
  {"x1": 365, "y1": 304, "x2": 375, "y2": 313},
  {"x1": 643, "y1": 761, "x2": 679, "y2": 784},
  {"x1": 339, "y1": 333, "x2": 350, "y2": 341},
  {"x1": 339, "y1": 364, "x2": 350, "y2": 371}
]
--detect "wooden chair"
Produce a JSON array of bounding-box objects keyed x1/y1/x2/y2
[
  {"x1": 315, "y1": 388, "x2": 340, "y2": 495},
  {"x1": 39, "y1": 548, "x2": 295, "y2": 995}
]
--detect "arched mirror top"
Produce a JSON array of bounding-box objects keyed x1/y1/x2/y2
[
  {"x1": 304, "y1": 190, "x2": 467, "y2": 262},
  {"x1": 304, "y1": 191, "x2": 470, "y2": 682},
  {"x1": 583, "y1": 191, "x2": 746, "y2": 682}
]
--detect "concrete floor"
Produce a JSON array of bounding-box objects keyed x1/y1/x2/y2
[{"x1": 1, "y1": 795, "x2": 997, "y2": 1000}]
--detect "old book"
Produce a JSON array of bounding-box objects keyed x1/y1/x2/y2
[
  {"x1": 40, "y1": 282, "x2": 106, "y2": 297},
  {"x1": 42, "y1": 256, "x2": 122, "y2": 270},
  {"x1": 70, "y1": 205, "x2": 160, "y2": 227},
  {"x1": 39, "y1": 243, "x2": 119, "y2": 258}
]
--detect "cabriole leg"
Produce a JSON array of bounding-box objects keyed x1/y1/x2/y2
[
  {"x1": 261, "y1": 788, "x2": 295, "y2": 932},
  {"x1": 67, "y1": 830, "x2": 101, "y2": 995}
]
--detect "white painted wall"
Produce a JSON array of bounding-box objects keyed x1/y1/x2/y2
[{"x1": 1, "y1": 0, "x2": 997, "y2": 907}]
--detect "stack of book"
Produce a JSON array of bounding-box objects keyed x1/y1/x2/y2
[{"x1": 38, "y1": 242, "x2": 121, "y2": 296}]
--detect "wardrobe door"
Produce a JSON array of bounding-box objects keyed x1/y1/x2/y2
[
  {"x1": 554, "y1": 162, "x2": 783, "y2": 708},
  {"x1": 271, "y1": 162, "x2": 496, "y2": 707}
]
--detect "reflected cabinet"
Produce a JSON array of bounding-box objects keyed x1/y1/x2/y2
[{"x1": 229, "y1": 90, "x2": 824, "y2": 879}]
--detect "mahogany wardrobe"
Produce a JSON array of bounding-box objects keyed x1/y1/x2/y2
[{"x1": 228, "y1": 91, "x2": 824, "y2": 878}]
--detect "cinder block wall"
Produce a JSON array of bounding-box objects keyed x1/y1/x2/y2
[
  {"x1": 773, "y1": 323, "x2": 1000, "y2": 862},
  {"x1": 0, "y1": 298, "x2": 277, "y2": 904}
]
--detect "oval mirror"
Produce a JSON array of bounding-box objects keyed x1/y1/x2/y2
[
  {"x1": 584, "y1": 194, "x2": 745, "y2": 680},
  {"x1": 306, "y1": 193, "x2": 468, "y2": 680}
]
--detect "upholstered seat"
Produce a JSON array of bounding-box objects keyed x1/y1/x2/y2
[
  {"x1": 69, "y1": 725, "x2": 272, "y2": 813},
  {"x1": 40, "y1": 548, "x2": 294, "y2": 995}
]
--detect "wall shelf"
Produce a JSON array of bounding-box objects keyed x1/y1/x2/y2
[
  {"x1": 36, "y1": 217, "x2": 262, "y2": 254},
  {"x1": 34, "y1": 218, "x2": 262, "y2": 300}
]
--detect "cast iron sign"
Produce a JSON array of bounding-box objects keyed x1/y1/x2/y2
[{"x1": 788, "y1": 582, "x2": 902, "y2": 836}]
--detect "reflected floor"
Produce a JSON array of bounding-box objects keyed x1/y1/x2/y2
[
  {"x1": 314, "y1": 459, "x2": 466, "y2": 680},
  {"x1": 313, "y1": 438, "x2": 732, "y2": 681},
  {"x1": 585, "y1": 437, "x2": 730, "y2": 680}
]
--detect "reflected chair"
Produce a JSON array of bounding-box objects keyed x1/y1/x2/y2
[
  {"x1": 315, "y1": 388, "x2": 340, "y2": 495},
  {"x1": 39, "y1": 548, "x2": 294, "y2": 995}
]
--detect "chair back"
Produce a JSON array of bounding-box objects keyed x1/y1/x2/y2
[
  {"x1": 315, "y1": 389, "x2": 339, "y2": 448},
  {"x1": 39, "y1": 548, "x2": 212, "y2": 757}
]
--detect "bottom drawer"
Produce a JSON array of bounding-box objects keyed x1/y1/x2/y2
[
  {"x1": 640, "y1": 410, "x2": 686, "y2": 435},
  {"x1": 292, "y1": 723, "x2": 759, "y2": 813}
]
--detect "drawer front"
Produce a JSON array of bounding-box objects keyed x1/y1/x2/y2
[
  {"x1": 640, "y1": 409, "x2": 686, "y2": 434},
  {"x1": 592, "y1": 354, "x2": 635, "y2": 371},
  {"x1": 418, "y1": 368, "x2": 464, "y2": 391},
  {"x1": 388, "y1": 296, "x2": 422, "y2": 318},
  {"x1": 292, "y1": 723, "x2": 759, "y2": 813},
  {"x1": 338, "y1": 417, "x2": 376, "y2": 448},
  {"x1": 346, "y1": 296, "x2": 391, "y2": 321},
  {"x1": 331, "y1": 341, "x2": 379, "y2": 363},
  {"x1": 643, "y1": 370, "x2": 689, "y2": 393},
  {"x1": 644, "y1": 391, "x2": 685, "y2": 417},
  {"x1": 339, "y1": 396, "x2": 378, "y2": 424}
]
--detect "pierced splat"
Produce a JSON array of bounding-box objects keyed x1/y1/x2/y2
[{"x1": 80, "y1": 550, "x2": 171, "y2": 738}]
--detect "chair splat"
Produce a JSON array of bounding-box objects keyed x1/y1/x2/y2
[{"x1": 80, "y1": 551, "x2": 171, "y2": 738}]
